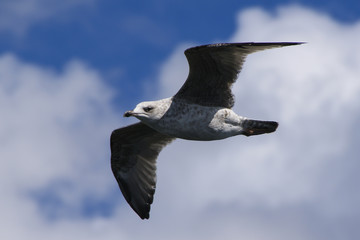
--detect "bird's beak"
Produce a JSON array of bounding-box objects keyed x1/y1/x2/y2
[{"x1": 124, "y1": 110, "x2": 134, "y2": 117}]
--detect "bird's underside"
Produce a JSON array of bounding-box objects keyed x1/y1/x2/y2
[{"x1": 110, "y1": 42, "x2": 303, "y2": 219}]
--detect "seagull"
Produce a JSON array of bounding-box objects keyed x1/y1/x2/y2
[{"x1": 111, "y1": 42, "x2": 303, "y2": 219}]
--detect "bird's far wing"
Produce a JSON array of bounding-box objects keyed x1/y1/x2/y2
[
  {"x1": 110, "y1": 122, "x2": 175, "y2": 219},
  {"x1": 174, "y1": 42, "x2": 303, "y2": 108}
]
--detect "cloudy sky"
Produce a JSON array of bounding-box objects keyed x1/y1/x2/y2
[{"x1": 1, "y1": 0, "x2": 360, "y2": 239}]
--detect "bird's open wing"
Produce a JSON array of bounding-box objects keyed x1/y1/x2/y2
[
  {"x1": 174, "y1": 42, "x2": 303, "y2": 108},
  {"x1": 110, "y1": 122, "x2": 175, "y2": 219}
]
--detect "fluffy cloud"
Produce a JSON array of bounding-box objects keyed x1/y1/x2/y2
[
  {"x1": 0, "y1": 54, "x2": 122, "y2": 239},
  {"x1": 155, "y1": 5, "x2": 360, "y2": 239},
  {"x1": 2, "y1": 4, "x2": 360, "y2": 240}
]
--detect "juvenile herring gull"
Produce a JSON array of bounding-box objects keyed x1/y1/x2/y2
[{"x1": 111, "y1": 42, "x2": 303, "y2": 219}]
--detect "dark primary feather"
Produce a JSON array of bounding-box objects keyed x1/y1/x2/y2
[
  {"x1": 110, "y1": 122, "x2": 175, "y2": 219},
  {"x1": 174, "y1": 42, "x2": 303, "y2": 108}
]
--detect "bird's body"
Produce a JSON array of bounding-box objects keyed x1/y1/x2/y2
[
  {"x1": 157, "y1": 99, "x2": 242, "y2": 141},
  {"x1": 111, "y1": 42, "x2": 303, "y2": 219},
  {"x1": 135, "y1": 97, "x2": 276, "y2": 141}
]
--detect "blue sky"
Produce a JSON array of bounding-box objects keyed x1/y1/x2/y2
[
  {"x1": 1, "y1": 0, "x2": 360, "y2": 239},
  {"x1": 1, "y1": 0, "x2": 360, "y2": 105}
]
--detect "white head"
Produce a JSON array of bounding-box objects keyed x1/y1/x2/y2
[{"x1": 124, "y1": 99, "x2": 170, "y2": 123}]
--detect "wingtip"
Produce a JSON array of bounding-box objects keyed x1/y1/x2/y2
[
  {"x1": 246, "y1": 42, "x2": 306, "y2": 47},
  {"x1": 281, "y1": 42, "x2": 306, "y2": 46},
  {"x1": 136, "y1": 206, "x2": 150, "y2": 220},
  {"x1": 185, "y1": 41, "x2": 306, "y2": 53},
  {"x1": 140, "y1": 214, "x2": 150, "y2": 220}
]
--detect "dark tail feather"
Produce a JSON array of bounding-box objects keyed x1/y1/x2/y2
[{"x1": 242, "y1": 119, "x2": 279, "y2": 136}]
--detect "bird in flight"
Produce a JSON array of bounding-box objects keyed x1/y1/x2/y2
[{"x1": 111, "y1": 42, "x2": 303, "y2": 219}]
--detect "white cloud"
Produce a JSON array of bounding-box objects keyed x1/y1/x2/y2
[
  {"x1": 0, "y1": 53, "x2": 123, "y2": 239},
  {"x1": 0, "y1": 0, "x2": 96, "y2": 35},
  {"x1": 2, "y1": 4, "x2": 360, "y2": 240},
  {"x1": 154, "y1": 5, "x2": 360, "y2": 239}
]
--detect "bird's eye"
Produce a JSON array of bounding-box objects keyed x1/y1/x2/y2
[{"x1": 143, "y1": 106, "x2": 153, "y2": 112}]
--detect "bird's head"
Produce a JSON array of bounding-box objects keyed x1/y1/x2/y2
[{"x1": 124, "y1": 100, "x2": 169, "y2": 123}]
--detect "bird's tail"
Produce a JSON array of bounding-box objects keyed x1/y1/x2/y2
[{"x1": 242, "y1": 119, "x2": 278, "y2": 136}]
